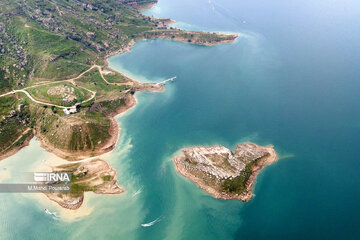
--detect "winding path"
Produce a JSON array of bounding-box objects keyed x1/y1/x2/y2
[{"x1": 0, "y1": 65, "x2": 132, "y2": 109}]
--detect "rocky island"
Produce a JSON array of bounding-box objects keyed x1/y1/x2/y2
[
  {"x1": 173, "y1": 143, "x2": 278, "y2": 201},
  {"x1": 43, "y1": 158, "x2": 123, "y2": 210}
]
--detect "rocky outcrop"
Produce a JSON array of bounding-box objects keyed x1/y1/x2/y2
[{"x1": 173, "y1": 143, "x2": 278, "y2": 201}]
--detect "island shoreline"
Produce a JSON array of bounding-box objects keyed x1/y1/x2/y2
[
  {"x1": 43, "y1": 158, "x2": 124, "y2": 210},
  {"x1": 173, "y1": 144, "x2": 278, "y2": 201}
]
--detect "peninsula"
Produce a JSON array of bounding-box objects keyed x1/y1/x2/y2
[
  {"x1": 173, "y1": 143, "x2": 278, "y2": 201},
  {"x1": 0, "y1": 0, "x2": 238, "y2": 161},
  {"x1": 0, "y1": 0, "x2": 238, "y2": 209}
]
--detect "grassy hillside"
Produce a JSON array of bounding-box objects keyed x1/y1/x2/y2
[
  {"x1": 0, "y1": 0, "x2": 237, "y2": 158},
  {"x1": 0, "y1": 94, "x2": 33, "y2": 155},
  {"x1": 27, "y1": 82, "x2": 92, "y2": 107},
  {"x1": 0, "y1": 0, "x2": 236, "y2": 91}
]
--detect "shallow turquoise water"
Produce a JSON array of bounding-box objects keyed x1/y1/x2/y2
[{"x1": 1, "y1": 0, "x2": 360, "y2": 239}]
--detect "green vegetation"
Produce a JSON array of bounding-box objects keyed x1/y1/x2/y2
[
  {"x1": 102, "y1": 175, "x2": 112, "y2": 181},
  {"x1": 102, "y1": 71, "x2": 128, "y2": 83},
  {"x1": 221, "y1": 163, "x2": 253, "y2": 193},
  {"x1": 0, "y1": 0, "x2": 235, "y2": 92},
  {"x1": 31, "y1": 100, "x2": 113, "y2": 152},
  {"x1": 140, "y1": 30, "x2": 237, "y2": 45},
  {"x1": 70, "y1": 183, "x2": 95, "y2": 195},
  {"x1": 76, "y1": 69, "x2": 129, "y2": 101},
  {"x1": 123, "y1": 0, "x2": 157, "y2": 6},
  {"x1": 185, "y1": 158, "x2": 198, "y2": 166},
  {"x1": 0, "y1": 95, "x2": 17, "y2": 116},
  {"x1": 0, "y1": 0, "x2": 236, "y2": 158},
  {"x1": 0, "y1": 95, "x2": 33, "y2": 154},
  {"x1": 27, "y1": 25, "x2": 96, "y2": 80},
  {"x1": 26, "y1": 71, "x2": 127, "y2": 154},
  {"x1": 52, "y1": 159, "x2": 117, "y2": 197},
  {"x1": 27, "y1": 82, "x2": 92, "y2": 107},
  {"x1": 91, "y1": 98, "x2": 127, "y2": 115}
]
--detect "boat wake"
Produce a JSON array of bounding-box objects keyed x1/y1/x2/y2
[
  {"x1": 131, "y1": 188, "x2": 142, "y2": 198},
  {"x1": 208, "y1": 0, "x2": 245, "y2": 27},
  {"x1": 141, "y1": 216, "x2": 162, "y2": 227},
  {"x1": 44, "y1": 208, "x2": 58, "y2": 218}
]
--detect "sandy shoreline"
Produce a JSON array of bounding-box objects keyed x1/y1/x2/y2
[
  {"x1": 173, "y1": 144, "x2": 278, "y2": 201},
  {"x1": 1, "y1": 0, "x2": 239, "y2": 212},
  {"x1": 27, "y1": 190, "x2": 95, "y2": 221}
]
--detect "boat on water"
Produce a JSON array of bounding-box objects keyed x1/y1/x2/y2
[
  {"x1": 44, "y1": 209, "x2": 52, "y2": 215},
  {"x1": 44, "y1": 209, "x2": 57, "y2": 217},
  {"x1": 141, "y1": 217, "x2": 162, "y2": 227}
]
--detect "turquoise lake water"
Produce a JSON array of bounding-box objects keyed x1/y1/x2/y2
[{"x1": 1, "y1": 0, "x2": 360, "y2": 239}]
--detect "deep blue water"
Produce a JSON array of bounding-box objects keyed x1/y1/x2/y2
[{"x1": 0, "y1": 0, "x2": 360, "y2": 239}]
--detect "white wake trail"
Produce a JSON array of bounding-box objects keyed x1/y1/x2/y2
[{"x1": 141, "y1": 216, "x2": 162, "y2": 227}]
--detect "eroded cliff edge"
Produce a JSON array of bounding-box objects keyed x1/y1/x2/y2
[{"x1": 173, "y1": 143, "x2": 278, "y2": 201}]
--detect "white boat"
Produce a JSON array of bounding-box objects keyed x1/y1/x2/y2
[
  {"x1": 44, "y1": 209, "x2": 57, "y2": 217},
  {"x1": 141, "y1": 217, "x2": 162, "y2": 227},
  {"x1": 44, "y1": 209, "x2": 52, "y2": 215}
]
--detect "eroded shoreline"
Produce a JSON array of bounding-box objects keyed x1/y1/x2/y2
[
  {"x1": 173, "y1": 143, "x2": 278, "y2": 201},
  {"x1": 0, "y1": 1, "x2": 239, "y2": 210}
]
